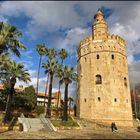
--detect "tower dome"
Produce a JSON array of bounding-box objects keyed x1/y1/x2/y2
[
  {"x1": 94, "y1": 10, "x2": 104, "y2": 19},
  {"x1": 92, "y1": 9, "x2": 108, "y2": 40}
]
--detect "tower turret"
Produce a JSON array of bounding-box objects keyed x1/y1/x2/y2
[{"x1": 92, "y1": 10, "x2": 108, "y2": 40}]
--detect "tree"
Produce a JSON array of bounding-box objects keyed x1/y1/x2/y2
[
  {"x1": 56, "y1": 49, "x2": 68, "y2": 114},
  {"x1": 0, "y1": 22, "x2": 25, "y2": 56},
  {"x1": 24, "y1": 85, "x2": 37, "y2": 110},
  {"x1": 68, "y1": 97, "x2": 74, "y2": 116},
  {"x1": 58, "y1": 48, "x2": 68, "y2": 65},
  {"x1": 36, "y1": 44, "x2": 47, "y2": 95},
  {"x1": 42, "y1": 48, "x2": 58, "y2": 118},
  {"x1": 57, "y1": 66, "x2": 78, "y2": 121},
  {"x1": 13, "y1": 86, "x2": 36, "y2": 112},
  {"x1": 0, "y1": 22, "x2": 26, "y2": 79},
  {"x1": 55, "y1": 64, "x2": 64, "y2": 116},
  {"x1": 1, "y1": 60, "x2": 30, "y2": 123}
]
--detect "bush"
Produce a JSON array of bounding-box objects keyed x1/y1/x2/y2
[
  {"x1": 13, "y1": 85, "x2": 37, "y2": 111},
  {"x1": 34, "y1": 106, "x2": 45, "y2": 115}
]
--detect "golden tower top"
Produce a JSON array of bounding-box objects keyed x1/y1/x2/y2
[
  {"x1": 92, "y1": 10, "x2": 108, "y2": 40},
  {"x1": 94, "y1": 10, "x2": 104, "y2": 20}
]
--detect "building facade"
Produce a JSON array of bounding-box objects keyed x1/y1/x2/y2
[
  {"x1": 77, "y1": 10, "x2": 133, "y2": 127},
  {"x1": 37, "y1": 91, "x2": 61, "y2": 108}
]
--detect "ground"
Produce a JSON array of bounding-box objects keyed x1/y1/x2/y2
[
  {"x1": 0, "y1": 129, "x2": 140, "y2": 139},
  {"x1": 1, "y1": 118, "x2": 140, "y2": 139}
]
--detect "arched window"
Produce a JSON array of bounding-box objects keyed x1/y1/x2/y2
[
  {"x1": 84, "y1": 57, "x2": 86, "y2": 62},
  {"x1": 124, "y1": 77, "x2": 127, "y2": 87},
  {"x1": 84, "y1": 98, "x2": 86, "y2": 102},
  {"x1": 96, "y1": 74, "x2": 102, "y2": 84},
  {"x1": 97, "y1": 54, "x2": 100, "y2": 59},
  {"x1": 114, "y1": 98, "x2": 117, "y2": 102},
  {"x1": 112, "y1": 54, "x2": 114, "y2": 59},
  {"x1": 98, "y1": 97, "x2": 101, "y2": 102}
]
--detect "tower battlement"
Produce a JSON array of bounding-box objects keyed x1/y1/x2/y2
[
  {"x1": 108, "y1": 34, "x2": 126, "y2": 46},
  {"x1": 80, "y1": 36, "x2": 92, "y2": 46}
]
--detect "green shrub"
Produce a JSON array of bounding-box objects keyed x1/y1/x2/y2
[{"x1": 34, "y1": 106, "x2": 45, "y2": 115}]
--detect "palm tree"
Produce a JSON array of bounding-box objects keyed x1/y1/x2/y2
[
  {"x1": 58, "y1": 66, "x2": 78, "y2": 121},
  {"x1": 1, "y1": 60, "x2": 31, "y2": 123},
  {"x1": 0, "y1": 53, "x2": 10, "y2": 69},
  {"x1": 0, "y1": 22, "x2": 25, "y2": 56},
  {"x1": 56, "y1": 49, "x2": 68, "y2": 114},
  {"x1": 59, "y1": 48, "x2": 68, "y2": 65},
  {"x1": 68, "y1": 97, "x2": 74, "y2": 116},
  {"x1": 42, "y1": 48, "x2": 58, "y2": 118},
  {"x1": 36, "y1": 44, "x2": 47, "y2": 95}
]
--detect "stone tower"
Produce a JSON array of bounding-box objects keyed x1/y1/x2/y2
[{"x1": 77, "y1": 10, "x2": 133, "y2": 127}]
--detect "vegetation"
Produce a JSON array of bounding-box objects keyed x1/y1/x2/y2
[
  {"x1": 36, "y1": 44, "x2": 47, "y2": 95},
  {"x1": 13, "y1": 86, "x2": 36, "y2": 111},
  {"x1": 0, "y1": 21, "x2": 79, "y2": 125},
  {"x1": 0, "y1": 22, "x2": 31, "y2": 123},
  {"x1": 51, "y1": 116, "x2": 79, "y2": 127},
  {"x1": 34, "y1": 106, "x2": 45, "y2": 115},
  {"x1": 56, "y1": 49, "x2": 68, "y2": 114},
  {"x1": 57, "y1": 66, "x2": 78, "y2": 121},
  {"x1": 1, "y1": 61, "x2": 30, "y2": 123},
  {"x1": 42, "y1": 48, "x2": 58, "y2": 118},
  {"x1": 0, "y1": 22, "x2": 25, "y2": 56}
]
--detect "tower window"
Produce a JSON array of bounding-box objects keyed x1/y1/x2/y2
[
  {"x1": 97, "y1": 54, "x2": 100, "y2": 59},
  {"x1": 126, "y1": 99, "x2": 128, "y2": 103},
  {"x1": 84, "y1": 57, "x2": 86, "y2": 62},
  {"x1": 84, "y1": 98, "x2": 86, "y2": 102},
  {"x1": 114, "y1": 98, "x2": 117, "y2": 102},
  {"x1": 98, "y1": 97, "x2": 101, "y2": 102},
  {"x1": 124, "y1": 77, "x2": 127, "y2": 87},
  {"x1": 112, "y1": 54, "x2": 114, "y2": 59},
  {"x1": 96, "y1": 74, "x2": 102, "y2": 84}
]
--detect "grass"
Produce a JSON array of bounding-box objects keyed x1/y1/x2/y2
[
  {"x1": 0, "y1": 113, "x2": 3, "y2": 124},
  {"x1": 51, "y1": 116, "x2": 79, "y2": 127}
]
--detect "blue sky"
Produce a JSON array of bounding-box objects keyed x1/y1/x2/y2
[{"x1": 0, "y1": 1, "x2": 140, "y2": 99}]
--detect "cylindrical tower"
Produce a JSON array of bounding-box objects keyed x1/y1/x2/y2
[{"x1": 77, "y1": 10, "x2": 133, "y2": 127}]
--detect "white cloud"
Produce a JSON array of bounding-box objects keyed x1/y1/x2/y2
[{"x1": 56, "y1": 27, "x2": 90, "y2": 54}]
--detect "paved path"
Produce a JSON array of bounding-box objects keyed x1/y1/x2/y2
[{"x1": 0, "y1": 129, "x2": 140, "y2": 139}]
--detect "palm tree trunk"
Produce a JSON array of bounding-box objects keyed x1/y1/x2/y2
[
  {"x1": 44, "y1": 73, "x2": 49, "y2": 107},
  {"x1": 69, "y1": 100, "x2": 71, "y2": 116},
  {"x1": 56, "y1": 59, "x2": 63, "y2": 117},
  {"x1": 63, "y1": 83, "x2": 69, "y2": 121},
  {"x1": 36, "y1": 56, "x2": 42, "y2": 95},
  {"x1": 46, "y1": 73, "x2": 53, "y2": 118},
  {"x1": 3, "y1": 85, "x2": 15, "y2": 123},
  {"x1": 56, "y1": 82, "x2": 61, "y2": 116}
]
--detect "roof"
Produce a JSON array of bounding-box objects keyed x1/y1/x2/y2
[
  {"x1": 37, "y1": 91, "x2": 61, "y2": 98},
  {"x1": 94, "y1": 10, "x2": 104, "y2": 19}
]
